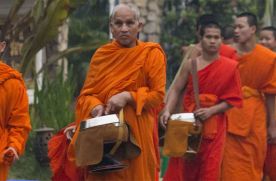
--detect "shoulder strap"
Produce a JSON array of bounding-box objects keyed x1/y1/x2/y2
[
  {"x1": 109, "y1": 109, "x2": 125, "y2": 155},
  {"x1": 190, "y1": 58, "x2": 200, "y2": 109}
]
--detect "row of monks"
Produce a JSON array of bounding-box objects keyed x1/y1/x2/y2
[{"x1": 1, "y1": 4, "x2": 276, "y2": 181}]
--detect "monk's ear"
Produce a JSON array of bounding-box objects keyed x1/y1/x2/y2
[
  {"x1": 251, "y1": 25, "x2": 257, "y2": 34},
  {"x1": 0, "y1": 41, "x2": 6, "y2": 53},
  {"x1": 138, "y1": 22, "x2": 143, "y2": 32}
]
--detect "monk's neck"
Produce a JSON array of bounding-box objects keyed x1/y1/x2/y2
[
  {"x1": 201, "y1": 51, "x2": 219, "y2": 63},
  {"x1": 237, "y1": 37, "x2": 256, "y2": 54}
]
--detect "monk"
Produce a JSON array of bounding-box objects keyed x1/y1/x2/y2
[
  {"x1": 0, "y1": 36, "x2": 31, "y2": 180},
  {"x1": 259, "y1": 26, "x2": 276, "y2": 51},
  {"x1": 181, "y1": 14, "x2": 237, "y2": 61},
  {"x1": 68, "y1": 4, "x2": 166, "y2": 181},
  {"x1": 259, "y1": 26, "x2": 276, "y2": 181},
  {"x1": 159, "y1": 21, "x2": 242, "y2": 181},
  {"x1": 221, "y1": 13, "x2": 276, "y2": 181},
  {"x1": 222, "y1": 25, "x2": 235, "y2": 45}
]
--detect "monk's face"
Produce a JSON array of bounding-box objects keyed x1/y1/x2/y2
[
  {"x1": 201, "y1": 27, "x2": 221, "y2": 54},
  {"x1": 234, "y1": 17, "x2": 256, "y2": 44},
  {"x1": 259, "y1": 30, "x2": 276, "y2": 51},
  {"x1": 110, "y1": 7, "x2": 142, "y2": 48}
]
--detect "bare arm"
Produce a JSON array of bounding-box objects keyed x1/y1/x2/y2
[
  {"x1": 265, "y1": 93, "x2": 276, "y2": 144},
  {"x1": 194, "y1": 101, "x2": 232, "y2": 121},
  {"x1": 159, "y1": 59, "x2": 190, "y2": 128}
]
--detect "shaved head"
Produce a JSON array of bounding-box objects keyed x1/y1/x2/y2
[{"x1": 110, "y1": 4, "x2": 140, "y2": 23}]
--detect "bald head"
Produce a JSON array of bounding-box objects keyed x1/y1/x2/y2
[{"x1": 110, "y1": 4, "x2": 140, "y2": 23}]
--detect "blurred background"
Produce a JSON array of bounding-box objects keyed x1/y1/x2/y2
[{"x1": 0, "y1": 0, "x2": 275, "y2": 180}]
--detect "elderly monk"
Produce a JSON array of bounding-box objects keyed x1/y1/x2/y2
[
  {"x1": 259, "y1": 26, "x2": 276, "y2": 181},
  {"x1": 0, "y1": 37, "x2": 31, "y2": 180},
  {"x1": 68, "y1": 4, "x2": 166, "y2": 181},
  {"x1": 160, "y1": 21, "x2": 242, "y2": 181},
  {"x1": 221, "y1": 13, "x2": 276, "y2": 181}
]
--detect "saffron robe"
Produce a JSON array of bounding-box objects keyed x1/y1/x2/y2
[
  {"x1": 221, "y1": 44, "x2": 276, "y2": 181},
  {"x1": 263, "y1": 52, "x2": 276, "y2": 181},
  {"x1": 68, "y1": 40, "x2": 166, "y2": 181},
  {"x1": 219, "y1": 43, "x2": 237, "y2": 60},
  {"x1": 163, "y1": 56, "x2": 242, "y2": 181},
  {"x1": 0, "y1": 61, "x2": 31, "y2": 180}
]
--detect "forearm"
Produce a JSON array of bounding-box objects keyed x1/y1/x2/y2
[
  {"x1": 265, "y1": 93, "x2": 276, "y2": 126},
  {"x1": 210, "y1": 101, "x2": 232, "y2": 115}
]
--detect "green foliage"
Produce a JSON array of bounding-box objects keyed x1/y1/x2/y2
[
  {"x1": 68, "y1": 0, "x2": 109, "y2": 94},
  {"x1": 20, "y1": 0, "x2": 86, "y2": 74},
  {"x1": 32, "y1": 69, "x2": 76, "y2": 131},
  {"x1": 1, "y1": 0, "x2": 86, "y2": 75}
]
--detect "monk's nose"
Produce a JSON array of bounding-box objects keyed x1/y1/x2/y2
[{"x1": 121, "y1": 23, "x2": 129, "y2": 32}]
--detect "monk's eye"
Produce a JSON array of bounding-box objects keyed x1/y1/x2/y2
[
  {"x1": 114, "y1": 21, "x2": 123, "y2": 27},
  {"x1": 126, "y1": 21, "x2": 135, "y2": 26}
]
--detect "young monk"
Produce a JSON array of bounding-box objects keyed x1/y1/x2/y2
[
  {"x1": 67, "y1": 4, "x2": 166, "y2": 181},
  {"x1": 0, "y1": 34, "x2": 31, "y2": 180},
  {"x1": 221, "y1": 13, "x2": 276, "y2": 181},
  {"x1": 159, "y1": 21, "x2": 242, "y2": 181},
  {"x1": 222, "y1": 25, "x2": 235, "y2": 46},
  {"x1": 259, "y1": 26, "x2": 276, "y2": 181},
  {"x1": 182, "y1": 14, "x2": 237, "y2": 61},
  {"x1": 259, "y1": 26, "x2": 276, "y2": 51}
]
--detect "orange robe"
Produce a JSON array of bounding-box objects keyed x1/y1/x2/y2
[
  {"x1": 163, "y1": 56, "x2": 242, "y2": 181},
  {"x1": 0, "y1": 61, "x2": 31, "y2": 180},
  {"x1": 68, "y1": 40, "x2": 166, "y2": 181},
  {"x1": 219, "y1": 43, "x2": 237, "y2": 60},
  {"x1": 221, "y1": 44, "x2": 276, "y2": 181},
  {"x1": 263, "y1": 52, "x2": 276, "y2": 181}
]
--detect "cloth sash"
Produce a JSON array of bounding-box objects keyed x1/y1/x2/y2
[
  {"x1": 242, "y1": 86, "x2": 262, "y2": 99},
  {"x1": 227, "y1": 86, "x2": 263, "y2": 137}
]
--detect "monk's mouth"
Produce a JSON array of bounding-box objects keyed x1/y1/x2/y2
[
  {"x1": 234, "y1": 35, "x2": 239, "y2": 40},
  {"x1": 120, "y1": 35, "x2": 129, "y2": 38}
]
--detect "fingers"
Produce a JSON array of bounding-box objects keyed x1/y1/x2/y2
[
  {"x1": 64, "y1": 125, "x2": 76, "y2": 140},
  {"x1": 105, "y1": 103, "x2": 112, "y2": 115},
  {"x1": 2, "y1": 147, "x2": 19, "y2": 165},
  {"x1": 159, "y1": 116, "x2": 168, "y2": 129},
  {"x1": 194, "y1": 108, "x2": 210, "y2": 121},
  {"x1": 91, "y1": 105, "x2": 105, "y2": 117},
  {"x1": 105, "y1": 101, "x2": 122, "y2": 115},
  {"x1": 8, "y1": 147, "x2": 19, "y2": 160},
  {"x1": 159, "y1": 111, "x2": 170, "y2": 129},
  {"x1": 96, "y1": 108, "x2": 104, "y2": 117}
]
